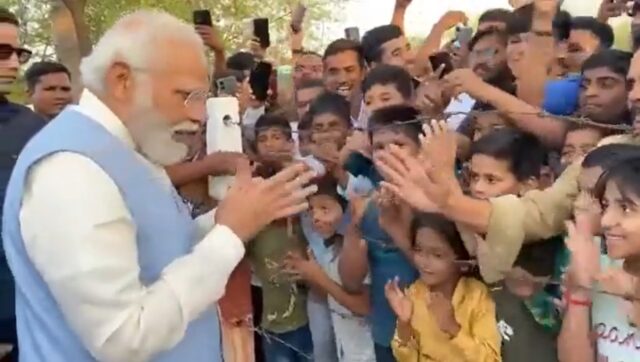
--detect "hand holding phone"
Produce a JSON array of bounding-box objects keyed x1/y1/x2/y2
[
  {"x1": 250, "y1": 61, "x2": 273, "y2": 102},
  {"x1": 345, "y1": 27, "x2": 360, "y2": 42},
  {"x1": 216, "y1": 76, "x2": 239, "y2": 97},
  {"x1": 253, "y1": 18, "x2": 271, "y2": 49},
  {"x1": 192, "y1": 10, "x2": 212, "y2": 27},
  {"x1": 428, "y1": 52, "x2": 454, "y2": 79}
]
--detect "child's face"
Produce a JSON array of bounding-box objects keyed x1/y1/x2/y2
[
  {"x1": 601, "y1": 181, "x2": 640, "y2": 260},
  {"x1": 561, "y1": 128, "x2": 602, "y2": 168},
  {"x1": 371, "y1": 129, "x2": 420, "y2": 162},
  {"x1": 413, "y1": 227, "x2": 461, "y2": 288},
  {"x1": 469, "y1": 154, "x2": 525, "y2": 199},
  {"x1": 472, "y1": 113, "x2": 507, "y2": 142},
  {"x1": 256, "y1": 127, "x2": 293, "y2": 158},
  {"x1": 309, "y1": 194, "x2": 344, "y2": 238},
  {"x1": 311, "y1": 112, "x2": 350, "y2": 148},
  {"x1": 364, "y1": 84, "x2": 407, "y2": 114}
]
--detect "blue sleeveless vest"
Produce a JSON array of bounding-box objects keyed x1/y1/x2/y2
[{"x1": 2, "y1": 109, "x2": 221, "y2": 361}]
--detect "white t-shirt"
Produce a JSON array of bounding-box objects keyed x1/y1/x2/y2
[
  {"x1": 592, "y1": 254, "x2": 640, "y2": 360},
  {"x1": 444, "y1": 93, "x2": 475, "y2": 131},
  {"x1": 325, "y1": 247, "x2": 375, "y2": 362}
]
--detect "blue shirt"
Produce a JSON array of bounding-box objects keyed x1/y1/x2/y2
[
  {"x1": 542, "y1": 74, "x2": 581, "y2": 116},
  {"x1": 360, "y1": 202, "x2": 418, "y2": 346}
]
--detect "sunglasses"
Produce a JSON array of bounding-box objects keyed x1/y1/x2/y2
[{"x1": 0, "y1": 44, "x2": 32, "y2": 64}]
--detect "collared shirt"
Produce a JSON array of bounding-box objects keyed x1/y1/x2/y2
[
  {"x1": 391, "y1": 278, "x2": 501, "y2": 362},
  {"x1": 19, "y1": 90, "x2": 245, "y2": 362}
]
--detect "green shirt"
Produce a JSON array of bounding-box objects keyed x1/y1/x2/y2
[{"x1": 248, "y1": 221, "x2": 308, "y2": 333}]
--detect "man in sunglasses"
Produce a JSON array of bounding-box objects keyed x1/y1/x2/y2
[{"x1": 0, "y1": 7, "x2": 44, "y2": 362}]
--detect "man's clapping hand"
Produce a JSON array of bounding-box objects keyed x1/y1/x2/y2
[{"x1": 216, "y1": 160, "x2": 317, "y2": 242}]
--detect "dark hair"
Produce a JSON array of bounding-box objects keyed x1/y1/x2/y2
[
  {"x1": 308, "y1": 92, "x2": 352, "y2": 129},
  {"x1": 361, "y1": 24, "x2": 404, "y2": 64},
  {"x1": 24, "y1": 61, "x2": 71, "y2": 91},
  {"x1": 411, "y1": 213, "x2": 474, "y2": 268},
  {"x1": 323, "y1": 39, "x2": 365, "y2": 68},
  {"x1": 296, "y1": 78, "x2": 325, "y2": 91},
  {"x1": 298, "y1": 50, "x2": 322, "y2": 58},
  {"x1": 468, "y1": 27, "x2": 508, "y2": 52},
  {"x1": 0, "y1": 7, "x2": 18, "y2": 26},
  {"x1": 311, "y1": 175, "x2": 348, "y2": 211},
  {"x1": 595, "y1": 156, "x2": 640, "y2": 204},
  {"x1": 254, "y1": 114, "x2": 292, "y2": 140},
  {"x1": 565, "y1": 123, "x2": 605, "y2": 140},
  {"x1": 226, "y1": 51, "x2": 255, "y2": 72},
  {"x1": 506, "y1": 4, "x2": 571, "y2": 41},
  {"x1": 471, "y1": 128, "x2": 546, "y2": 181},
  {"x1": 479, "y1": 8, "x2": 512, "y2": 26},
  {"x1": 368, "y1": 104, "x2": 422, "y2": 145},
  {"x1": 361, "y1": 64, "x2": 413, "y2": 101},
  {"x1": 582, "y1": 144, "x2": 640, "y2": 169},
  {"x1": 581, "y1": 49, "x2": 632, "y2": 77},
  {"x1": 571, "y1": 16, "x2": 614, "y2": 49}
]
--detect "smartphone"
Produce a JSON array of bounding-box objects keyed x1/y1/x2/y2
[
  {"x1": 291, "y1": 3, "x2": 307, "y2": 33},
  {"x1": 192, "y1": 10, "x2": 212, "y2": 27},
  {"x1": 428, "y1": 52, "x2": 454, "y2": 78},
  {"x1": 253, "y1": 18, "x2": 271, "y2": 48},
  {"x1": 215, "y1": 76, "x2": 238, "y2": 97},
  {"x1": 345, "y1": 27, "x2": 360, "y2": 42},
  {"x1": 250, "y1": 61, "x2": 273, "y2": 102},
  {"x1": 455, "y1": 26, "x2": 473, "y2": 47}
]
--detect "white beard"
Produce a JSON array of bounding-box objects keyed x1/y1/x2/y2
[{"x1": 126, "y1": 79, "x2": 191, "y2": 166}]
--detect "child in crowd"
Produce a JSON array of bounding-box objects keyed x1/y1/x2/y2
[
  {"x1": 340, "y1": 105, "x2": 422, "y2": 362},
  {"x1": 247, "y1": 114, "x2": 312, "y2": 362},
  {"x1": 341, "y1": 65, "x2": 416, "y2": 194},
  {"x1": 386, "y1": 213, "x2": 500, "y2": 362},
  {"x1": 470, "y1": 102, "x2": 507, "y2": 142},
  {"x1": 466, "y1": 128, "x2": 563, "y2": 362},
  {"x1": 560, "y1": 124, "x2": 605, "y2": 169},
  {"x1": 557, "y1": 144, "x2": 640, "y2": 362},
  {"x1": 285, "y1": 176, "x2": 376, "y2": 361}
]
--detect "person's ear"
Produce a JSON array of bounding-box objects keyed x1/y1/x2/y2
[{"x1": 105, "y1": 61, "x2": 135, "y2": 101}]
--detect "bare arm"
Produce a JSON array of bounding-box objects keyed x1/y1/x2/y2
[
  {"x1": 391, "y1": 0, "x2": 411, "y2": 31},
  {"x1": 558, "y1": 291, "x2": 595, "y2": 362},
  {"x1": 165, "y1": 152, "x2": 242, "y2": 187},
  {"x1": 413, "y1": 11, "x2": 467, "y2": 77},
  {"x1": 338, "y1": 222, "x2": 369, "y2": 293},
  {"x1": 516, "y1": 3, "x2": 556, "y2": 106}
]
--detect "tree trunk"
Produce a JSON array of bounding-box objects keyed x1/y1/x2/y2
[
  {"x1": 50, "y1": 0, "x2": 83, "y2": 99},
  {"x1": 61, "y1": 0, "x2": 92, "y2": 57}
]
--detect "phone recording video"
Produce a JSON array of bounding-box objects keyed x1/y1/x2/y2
[
  {"x1": 192, "y1": 9, "x2": 212, "y2": 27},
  {"x1": 428, "y1": 52, "x2": 454, "y2": 79},
  {"x1": 344, "y1": 27, "x2": 360, "y2": 42},
  {"x1": 250, "y1": 61, "x2": 273, "y2": 102},
  {"x1": 253, "y1": 18, "x2": 271, "y2": 48},
  {"x1": 215, "y1": 76, "x2": 239, "y2": 97}
]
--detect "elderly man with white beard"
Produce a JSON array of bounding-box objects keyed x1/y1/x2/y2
[{"x1": 1, "y1": 10, "x2": 317, "y2": 362}]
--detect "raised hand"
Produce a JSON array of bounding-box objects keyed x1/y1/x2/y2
[
  {"x1": 427, "y1": 291, "x2": 460, "y2": 336},
  {"x1": 216, "y1": 160, "x2": 317, "y2": 242},
  {"x1": 436, "y1": 11, "x2": 468, "y2": 31},
  {"x1": 195, "y1": 24, "x2": 225, "y2": 53},
  {"x1": 385, "y1": 277, "x2": 413, "y2": 323},
  {"x1": 375, "y1": 145, "x2": 440, "y2": 213},
  {"x1": 395, "y1": 0, "x2": 413, "y2": 9},
  {"x1": 421, "y1": 119, "x2": 457, "y2": 172},
  {"x1": 443, "y1": 68, "x2": 486, "y2": 99},
  {"x1": 564, "y1": 221, "x2": 600, "y2": 292},
  {"x1": 597, "y1": 0, "x2": 626, "y2": 22},
  {"x1": 573, "y1": 192, "x2": 602, "y2": 236}
]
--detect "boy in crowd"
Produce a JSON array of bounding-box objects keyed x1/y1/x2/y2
[
  {"x1": 247, "y1": 114, "x2": 312, "y2": 361},
  {"x1": 361, "y1": 24, "x2": 415, "y2": 72},
  {"x1": 339, "y1": 105, "x2": 422, "y2": 362},
  {"x1": 560, "y1": 124, "x2": 606, "y2": 169},
  {"x1": 466, "y1": 128, "x2": 562, "y2": 362},
  {"x1": 24, "y1": 61, "x2": 73, "y2": 121},
  {"x1": 322, "y1": 39, "x2": 366, "y2": 127}
]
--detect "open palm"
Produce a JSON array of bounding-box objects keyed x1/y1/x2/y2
[{"x1": 385, "y1": 277, "x2": 413, "y2": 323}]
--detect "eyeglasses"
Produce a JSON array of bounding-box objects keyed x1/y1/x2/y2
[{"x1": 0, "y1": 44, "x2": 32, "y2": 64}]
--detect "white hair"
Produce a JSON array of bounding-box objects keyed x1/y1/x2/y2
[{"x1": 80, "y1": 9, "x2": 206, "y2": 94}]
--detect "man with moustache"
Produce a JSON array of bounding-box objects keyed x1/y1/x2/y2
[
  {"x1": 1, "y1": 10, "x2": 316, "y2": 362},
  {"x1": 0, "y1": 8, "x2": 44, "y2": 361}
]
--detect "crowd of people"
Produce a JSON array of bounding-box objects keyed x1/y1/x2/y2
[{"x1": 2, "y1": 0, "x2": 640, "y2": 361}]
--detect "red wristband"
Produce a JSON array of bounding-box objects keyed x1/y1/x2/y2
[{"x1": 564, "y1": 290, "x2": 592, "y2": 307}]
